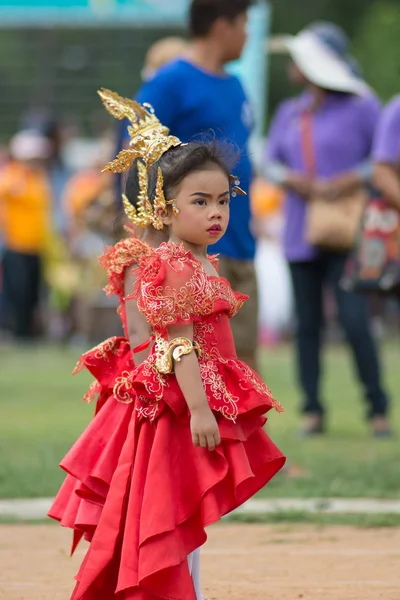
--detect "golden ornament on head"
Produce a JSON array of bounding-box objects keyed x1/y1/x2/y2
[
  {"x1": 98, "y1": 88, "x2": 181, "y2": 174},
  {"x1": 98, "y1": 88, "x2": 182, "y2": 229},
  {"x1": 97, "y1": 88, "x2": 246, "y2": 230},
  {"x1": 121, "y1": 160, "x2": 154, "y2": 228}
]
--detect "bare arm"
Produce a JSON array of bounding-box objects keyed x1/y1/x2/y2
[
  {"x1": 124, "y1": 267, "x2": 152, "y2": 366},
  {"x1": 284, "y1": 171, "x2": 313, "y2": 197},
  {"x1": 373, "y1": 163, "x2": 400, "y2": 211},
  {"x1": 329, "y1": 170, "x2": 364, "y2": 195},
  {"x1": 269, "y1": 168, "x2": 364, "y2": 201},
  {"x1": 311, "y1": 170, "x2": 365, "y2": 201},
  {"x1": 167, "y1": 322, "x2": 220, "y2": 451},
  {"x1": 264, "y1": 161, "x2": 311, "y2": 198},
  {"x1": 311, "y1": 161, "x2": 372, "y2": 201}
]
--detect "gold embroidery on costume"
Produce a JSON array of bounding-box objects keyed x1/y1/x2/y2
[
  {"x1": 113, "y1": 370, "x2": 134, "y2": 404},
  {"x1": 132, "y1": 242, "x2": 283, "y2": 420},
  {"x1": 135, "y1": 395, "x2": 159, "y2": 421},
  {"x1": 140, "y1": 355, "x2": 167, "y2": 400},
  {"x1": 93, "y1": 337, "x2": 120, "y2": 360},
  {"x1": 133, "y1": 355, "x2": 168, "y2": 420},
  {"x1": 99, "y1": 237, "x2": 154, "y2": 298},
  {"x1": 138, "y1": 243, "x2": 245, "y2": 330},
  {"x1": 194, "y1": 323, "x2": 283, "y2": 415},
  {"x1": 82, "y1": 380, "x2": 101, "y2": 404},
  {"x1": 206, "y1": 345, "x2": 284, "y2": 414},
  {"x1": 233, "y1": 360, "x2": 284, "y2": 413},
  {"x1": 72, "y1": 337, "x2": 120, "y2": 375},
  {"x1": 200, "y1": 362, "x2": 239, "y2": 422},
  {"x1": 193, "y1": 322, "x2": 215, "y2": 362}
]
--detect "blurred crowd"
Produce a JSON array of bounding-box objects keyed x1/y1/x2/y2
[
  {"x1": 0, "y1": 37, "x2": 194, "y2": 347},
  {"x1": 0, "y1": 123, "x2": 119, "y2": 345},
  {"x1": 0, "y1": 1, "x2": 399, "y2": 439}
]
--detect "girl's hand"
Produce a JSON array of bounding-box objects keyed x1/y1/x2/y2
[{"x1": 190, "y1": 406, "x2": 221, "y2": 451}]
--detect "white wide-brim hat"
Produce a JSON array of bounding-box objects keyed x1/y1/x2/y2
[{"x1": 284, "y1": 31, "x2": 369, "y2": 95}]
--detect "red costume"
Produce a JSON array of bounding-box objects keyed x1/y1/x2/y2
[{"x1": 49, "y1": 238, "x2": 285, "y2": 600}]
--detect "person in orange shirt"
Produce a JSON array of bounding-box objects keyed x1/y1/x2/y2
[
  {"x1": 60, "y1": 149, "x2": 119, "y2": 344},
  {"x1": 0, "y1": 130, "x2": 52, "y2": 339}
]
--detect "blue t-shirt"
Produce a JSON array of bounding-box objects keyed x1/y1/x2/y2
[{"x1": 131, "y1": 59, "x2": 255, "y2": 260}]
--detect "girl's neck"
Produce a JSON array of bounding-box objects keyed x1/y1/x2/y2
[
  {"x1": 141, "y1": 228, "x2": 168, "y2": 248},
  {"x1": 168, "y1": 234, "x2": 208, "y2": 259}
]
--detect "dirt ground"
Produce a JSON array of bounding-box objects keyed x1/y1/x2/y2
[{"x1": 1, "y1": 523, "x2": 399, "y2": 600}]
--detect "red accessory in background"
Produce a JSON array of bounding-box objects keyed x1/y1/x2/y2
[{"x1": 341, "y1": 197, "x2": 400, "y2": 294}]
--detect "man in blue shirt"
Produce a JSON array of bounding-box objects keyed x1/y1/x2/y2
[{"x1": 135, "y1": 0, "x2": 258, "y2": 369}]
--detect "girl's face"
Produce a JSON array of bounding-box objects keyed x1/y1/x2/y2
[{"x1": 165, "y1": 167, "x2": 230, "y2": 249}]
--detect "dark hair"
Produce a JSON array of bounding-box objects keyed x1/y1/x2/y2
[
  {"x1": 148, "y1": 140, "x2": 237, "y2": 205},
  {"x1": 189, "y1": 0, "x2": 254, "y2": 38},
  {"x1": 125, "y1": 160, "x2": 141, "y2": 209},
  {"x1": 125, "y1": 140, "x2": 237, "y2": 211},
  {"x1": 112, "y1": 160, "x2": 140, "y2": 235}
]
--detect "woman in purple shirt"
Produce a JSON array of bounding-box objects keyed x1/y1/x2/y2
[{"x1": 266, "y1": 23, "x2": 390, "y2": 436}]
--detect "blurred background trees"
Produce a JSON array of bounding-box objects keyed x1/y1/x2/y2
[
  {"x1": 0, "y1": 0, "x2": 399, "y2": 139},
  {"x1": 269, "y1": 0, "x2": 400, "y2": 120}
]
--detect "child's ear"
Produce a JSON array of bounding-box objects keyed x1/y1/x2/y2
[{"x1": 155, "y1": 206, "x2": 171, "y2": 226}]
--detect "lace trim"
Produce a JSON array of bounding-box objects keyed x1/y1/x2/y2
[
  {"x1": 200, "y1": 361, "x2": 239, "y2": 422},
  {"x1": 82, "y1": 380, "x2": 101, "y2": 404},
  {"x1": 195, "y1": 320, "x2": 283, "y2": 415},
  {"x1": 72, "y1": 336, "x2": 121, "y2": 375},
  {"x1": 137, "y1": 242, "x2": 246, "y2": 331},
  {"x1": 99, "y1": 237, "x2": 154, "y2": 298}
]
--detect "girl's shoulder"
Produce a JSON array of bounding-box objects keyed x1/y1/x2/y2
[
  {"x1": 137, "y1": 242, "x2": 246, "y2": 330},
  {"x1": 152, "y1": 242, "x2": 218, "y2": 269},
  {"x1": 138, "y1": 242, "x2": 202, "y2": 294},
  {"x1": 99, "y1": 236, "x2": 154, "y2": 297},
  {"x1": 154, "y1": 241, "x2": 194, "y2": 262}
]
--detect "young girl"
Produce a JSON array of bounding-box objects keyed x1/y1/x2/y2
[{"x1": 51, "y1": 90, "x2": 285, "y2": 600}]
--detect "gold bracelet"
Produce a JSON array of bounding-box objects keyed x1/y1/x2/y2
[{"x1": 154, "y1": 336, "x2": 202, "y2": 374}]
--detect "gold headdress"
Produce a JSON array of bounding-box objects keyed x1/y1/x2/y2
[
  {"x1": 98, "y1": 88, "x2": 246, "y2": 229},
  {"x1": 98, "y1": 88, "x2": 181, "y2": 229}
]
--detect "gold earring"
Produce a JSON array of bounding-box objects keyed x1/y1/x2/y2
[
  {"x1": 171, "y1": 200, "x2": 180, "y2": 216},
  {"x1": 166, "y1": 198, "x2": 180, "y2": 216}
]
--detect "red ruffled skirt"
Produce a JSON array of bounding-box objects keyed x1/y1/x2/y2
[
  {"x1": 48, "y1": 337, "x2": 135, "y2": 553},
  {"x1": 50, "y1": 334, "x2": 286, "y2": 600}
]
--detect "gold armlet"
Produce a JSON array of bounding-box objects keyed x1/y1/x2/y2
[{"x1": 154, "y1": 336, "x2": 202, "y2": 374}]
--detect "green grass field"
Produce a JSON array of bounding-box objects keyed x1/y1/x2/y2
[{"x1": 0, "y1": 341, "x2": 399, "y2": 499}]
